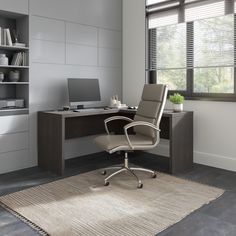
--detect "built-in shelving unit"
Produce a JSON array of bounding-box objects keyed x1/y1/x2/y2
[{"x1": 0, "y1": 11, "x2": 29, "y2": 116}]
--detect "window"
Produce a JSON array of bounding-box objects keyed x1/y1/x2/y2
[
  {"x1": 193, "y1": 15, "x2": 234, "y2": 94},
  {"x1": 146, "y1": 0, "x2": 236, "y2": 101},
  {"x1": 155, "y1": 23, "x2": 187, "y2": 90}
]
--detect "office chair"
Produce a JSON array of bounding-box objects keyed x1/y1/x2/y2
[{"x1": 94, "y1": 84, "x2": 168, "y2": 188}]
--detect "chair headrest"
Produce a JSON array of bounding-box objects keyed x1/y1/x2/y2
[{"x1": 142, "y1": 84, "x2": 167, "y2": 102}]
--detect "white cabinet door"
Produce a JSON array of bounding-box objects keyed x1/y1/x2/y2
[
  {"x1": 0, "y1": 115, "x2": 28, "y2": 135},
  {"x1": 0, "y1": 132, "x2": 28, "y2": 153},
  {"x1": 0, "y1": 149, "x2": 30, "y2": 174},
  {"x1": 0, "y1": 0, "x2": 28, "y2": 14}
]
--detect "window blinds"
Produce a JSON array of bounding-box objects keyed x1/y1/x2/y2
[
  {"x1": 185, "y1": 0, "x2": 225, "y2": 22},
  {"x1": 148, "y1": 10, "x2": 178, "y2": 28},
  {"x1": 147, "y1": 0, "x2": 234, "y2": 27},
  {"x1": 193, "y1": 14, "x2": 234, "y2": 67}
]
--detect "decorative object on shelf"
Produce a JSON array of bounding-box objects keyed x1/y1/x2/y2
[
  {"x1": 9, "y1": 70, "x2": 20, "y2": 82},
  {"x1": 12, "y1": 29, "x2": 19, "y2": 44},
  {"x1": 0, "y1": 27, "x2": 2, "y2": 45},
  {"x1": 0, "y1": 99, "x2": 24, "y2": 109},
  {"x1": 13, "y1": 42, "x2": 26, "y2": 47},
  {"x1": 0, "y1": 72, "x2": 4, "y2": 82},
  {"x1": 11, "y1": 52, "x2": 27, "y2": 66},
  {"x1": 1, "y1": 28, "x2": 13, "y2": 46},
  {"x1": 0, "y1": 54, "x2": 9, "y2": 65},
  {"x1": 169, "y1": 93, "x2": 184, "y2": 112}
]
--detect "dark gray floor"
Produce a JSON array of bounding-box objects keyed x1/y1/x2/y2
[{"x1": 0, "y1": 152, "x2": 235, "y2": 236}]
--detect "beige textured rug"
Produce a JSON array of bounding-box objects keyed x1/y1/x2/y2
[{"x1": 0, "y1": 170, "x2": 224, "y2": 236}]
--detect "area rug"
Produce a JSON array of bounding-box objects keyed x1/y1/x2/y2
[{"x1": 0, "y1": 169, "x2": 224, "y2": 236}]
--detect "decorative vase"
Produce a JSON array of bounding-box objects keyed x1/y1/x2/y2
[
  {"x1": 9, "y1": 70, "x2": 20, "y2": 82},
  {"x1": 173, "y1": 103, "x2": 183, "y2": 112},
  {"x1": 0, "y1": 72, "x2": 4, "y2": 82},
  {"x1": 0, "y1": 54, "x2": 8, "y2": 65}
]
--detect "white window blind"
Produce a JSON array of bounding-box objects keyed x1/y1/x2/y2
[
  {"x1": 149, "y1": 23, "x2": 187, "y2": 90},
  {"x1": 194, "y1": 14, "x2": 234, "y2": 67},
  {"x1": 148, "y1": 10, "x2": 178, "y2": 28},
  {"x1": 193, "y1": 14, "x2": 234, "y2": 94},
  {"x1": 156, "y1": 23, "x2": 186, "y2": 69},
  {"x1": 147, "y1": 0, "x2": 170, "y2": 5},
  {"x1": 185, "y1": 0, "x2": 225, "y2": 22}
]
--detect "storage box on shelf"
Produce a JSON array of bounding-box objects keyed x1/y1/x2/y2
[{"x1": 0, "y1": 10, "x2": 29, "y2": 116}]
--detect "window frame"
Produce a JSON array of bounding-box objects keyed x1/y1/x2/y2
[{"x1": 146, "y1": 0, "x2": 236, "y2": 102}]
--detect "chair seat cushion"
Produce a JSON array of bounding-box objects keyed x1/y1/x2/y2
[{"x1": 94, "y1": 134, "x2": 153, "y2": 153}]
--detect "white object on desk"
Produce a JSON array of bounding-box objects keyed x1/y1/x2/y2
[{"x1": 74, "y1": 108, "x2": 104, "y2": 113}]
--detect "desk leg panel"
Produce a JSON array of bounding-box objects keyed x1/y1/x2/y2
[
  {"x1": 38, "y1": 112, "x2": 65, "y2": 175},
  {"x1": 170, "y1": 112, "x2": 193, "y2": 174}
]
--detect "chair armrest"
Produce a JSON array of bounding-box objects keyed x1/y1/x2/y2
[
  {"x1": 124, "y1": 121, "x2": 160, "y2": 149},
  {"x1": 104, "y1": 116, "x2": 133, "y2": 134}
]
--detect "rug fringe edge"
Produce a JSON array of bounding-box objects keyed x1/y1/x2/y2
[{"x1": 0, "y1": 201, "x2": 49, "y2": 236}]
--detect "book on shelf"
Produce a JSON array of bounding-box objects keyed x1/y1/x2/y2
[
  {"x1": 11, "y1": 52, "x2": 27, "y2": 66},
  {"x1": 6, "y1": 29, "x2": 12, "y2": 46},
  {"x1": 3, "y1": 29, "x2": 7, "y2": 45},
  {"x1": 0, "y1": 28, "x2": 26, "y2": 47}
]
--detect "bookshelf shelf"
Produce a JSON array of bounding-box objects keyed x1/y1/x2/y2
[
  {"x1": 0, "y1": 45, "x2": 29, "y2": 51},
  {"x1": 0, "y1": 65, "x2": 29, "y2": 68},
  {"x1": 0, "y1": 108, "x2": 29, "y2": 116},
  {"x1": 0, "y1": 82, "x2": 29, "y2": 85}
]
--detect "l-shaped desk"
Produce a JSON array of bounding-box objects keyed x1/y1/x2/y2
[{"x1": 38, "y1": 109, "x2": 193, "y2": 175}]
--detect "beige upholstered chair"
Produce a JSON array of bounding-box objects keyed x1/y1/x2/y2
[{"x1": 94, "y1": 84, "x2": 168, "y2": 188}]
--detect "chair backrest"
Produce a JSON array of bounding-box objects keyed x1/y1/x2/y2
[{"x1": 134, "y1": 84, "x2": 168, "y2": 139}]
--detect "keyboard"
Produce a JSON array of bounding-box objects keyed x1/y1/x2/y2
[{"x1": 74, "y1": 108, "x2": 106, "y2": 113}]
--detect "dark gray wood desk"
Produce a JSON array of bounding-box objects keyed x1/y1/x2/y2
[{"x1": 38, "y1": 109, "x2": 193, "y2": 175}]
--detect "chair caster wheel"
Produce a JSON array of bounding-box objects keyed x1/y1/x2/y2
[
  {"x1": 104, "y1": 181, "x2": 109, "y2": 186},
  {"x1": 137, "y1": 183, "x2": 143, "y2": 189},
  {"x1": 101, "y1": 170, "x2": 107, "y2": 175},
  {"x1": 152, "y1": 173, "x2": 157, "y2": 178}
]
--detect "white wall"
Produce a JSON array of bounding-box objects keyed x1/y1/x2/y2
[
  {"x1": 0, "y1": 0, "x2": 28, "y2": 14},
  {"x1": 122, "y1": 0, "x2": 145, "y2": 106},
  {"x1": 29, "y1": 0, "x2": 122, "y2": 164},
  {"x1": 0, "y1": 0, "x2": 122, "y2": 173},
  {"x1": 122, "y1": 0, "x2": 236, "y2": 172}
]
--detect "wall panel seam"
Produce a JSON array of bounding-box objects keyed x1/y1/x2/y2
[{"x1": 31, "y1": 14, "x2": 122, "y2": 32}]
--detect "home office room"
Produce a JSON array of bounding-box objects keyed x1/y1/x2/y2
[{"x1": 0, "y1": 0, "x2": 235, "y2": 235}]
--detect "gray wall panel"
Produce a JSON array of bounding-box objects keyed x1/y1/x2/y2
[
  {"x1": 0, "y1": 0, "x2": 28, "y2": 14},
  {"x1": 30, "y1": 0, "x2": 122, "y2": 30}
]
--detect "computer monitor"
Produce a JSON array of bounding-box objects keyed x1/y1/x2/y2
[{"x1": 68, "y1": 78, "x2": 101, "y2": 108}]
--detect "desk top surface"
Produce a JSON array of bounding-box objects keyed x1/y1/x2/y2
[{"x1": 40, "y1": 108, "x2": 192, "y2": 118}]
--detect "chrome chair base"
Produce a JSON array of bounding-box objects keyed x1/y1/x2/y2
[{"x1": 102, "y1": 152, "x2": 157, "y2": 188}]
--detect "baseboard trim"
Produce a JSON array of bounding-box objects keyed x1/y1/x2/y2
[
  {"x1": 194, "y1": 151, "x2": 236, "y2": 172},
  {"x1": 146, "y1": 141, "x2": 236, "y2": 172}
]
